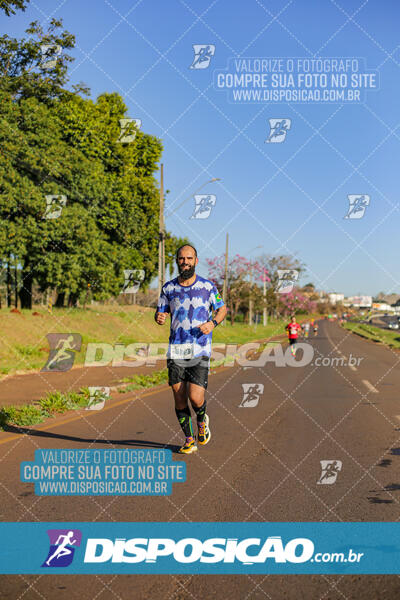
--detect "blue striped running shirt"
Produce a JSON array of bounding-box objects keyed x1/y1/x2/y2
[{"x1": 156, "y1": 274, "x2": 225, "y2": 359}]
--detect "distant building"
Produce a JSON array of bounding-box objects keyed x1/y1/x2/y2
[
  {"x1": 391, "y1": 299, "x2": 400, "y2": 315},
  {"x1": 316, "y1": 291, "x2": 328, "y2": 303},
  {"x1": 372, "y1": 302, "x2": 394, "y2": 312},
  {"x1": 346, "y1": 295, "x2": 372, "y2": 308},
  {"x1": 328, "y1": 293, "x2": 344, "y2": 305}
]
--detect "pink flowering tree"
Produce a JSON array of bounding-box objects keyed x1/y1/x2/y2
[
  {"x1": 206, "y1": 254, "x2": 270, "y2": 325},
  {"x1": 278, "y1": 288, "x2": 317, "y2": 317}
]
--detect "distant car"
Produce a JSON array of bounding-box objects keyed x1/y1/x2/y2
[{"x1": 387, "y1": 322, "x2": 399, "y2": 330}]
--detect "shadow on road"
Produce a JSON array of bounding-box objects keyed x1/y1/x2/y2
[
  {"x1": 377, "y1": 458, "x2": 392, "y2": 467},
  {"x1": 3, "y1": 425, "x2": 181, "y2": 453},
  {"x1": 367, "y1": 497, "x2": 393, "y2": 504},
  {"x1": 384, "y1": 483, "x2": 400, "y2": 491},
  {"x1": 367, "y1": 483, "x2": 399, "y2": 504}
]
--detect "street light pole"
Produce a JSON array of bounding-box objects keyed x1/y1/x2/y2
[
  {"x1": 160, "y1": 175, "x2": 220, "y2": 295},
  {"x1": 158, "y1": 163, "x2": 164, "y2": 298},
  {"x1": 263, "y1": 271, "x2": 268, "y2": 326},
  {"x1": 247, "y1": 245, "x2": 262, "y2": 326},
  {"x1": 164, "y1": 177, "x2": 221, "y2": 219},
  {"x1": 249, "y1": 264, "x2": 254, "y2": 326},
  {"x1": 222, "y1": 232, "x2": 229, "y2": 326}
]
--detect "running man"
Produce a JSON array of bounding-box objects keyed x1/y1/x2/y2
[
  {"x1": 285, "y1": 315, "x2": 301, "y2": 355},
  {"x1": 155, "y1": 244, "x2": 227, "y2": 454},
  {"x1": 313, "y1": 322, "x2": 319, "y2": 336},
  {"x1": 46, "y1": 531, "x2": 77, "y2": 566},
  {"x1": 303, "y1": 321, "x2": 310, "y2": 338}
]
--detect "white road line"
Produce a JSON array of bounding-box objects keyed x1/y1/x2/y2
[
  {"x1": 362, "y1": 379, "x2": 378, "y2": 394},
  {"x1": 337, "y1": 350, "x2": 357, "y2": 371},
  {"x1": 324, "y1": 324, "x2": 357, "y2": 371}
]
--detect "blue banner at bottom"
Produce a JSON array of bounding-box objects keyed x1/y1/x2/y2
[{"x1": 1, "y1": 522, "x2": 399, "y2": 574}]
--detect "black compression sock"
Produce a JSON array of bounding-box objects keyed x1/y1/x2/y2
[
  {"x1": 192, "y1": 398, "x2": 207, "y2": 423},
  {"x1": 175, "y1": 406, "x2": 194, "y2": 438}
]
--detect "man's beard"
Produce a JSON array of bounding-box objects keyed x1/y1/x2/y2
[{"x1": 178, "y1": 264, "x2": 196, "y2": 281}]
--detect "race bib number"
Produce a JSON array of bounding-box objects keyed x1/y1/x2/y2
[{"x1": 170, "y1": 343, "x2": 194, "y2": 359}]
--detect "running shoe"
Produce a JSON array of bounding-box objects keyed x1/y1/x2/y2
[
  {"x1": 197, "y1": 414, "x2": 211, "y2": 446},
  {"x1": 178, "y1": 437, "x2": 198, "y2": 454}
]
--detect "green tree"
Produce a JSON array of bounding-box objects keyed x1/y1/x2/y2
[
  {"x1": 0, "y1": 20, "x2": 181, "y2": 309},
  {"x1": 0, "y1": 20, "x2": 75, "y2": 101},
  {"x1": 0, "y1": 0, "x2": 28, "y2": 16}
]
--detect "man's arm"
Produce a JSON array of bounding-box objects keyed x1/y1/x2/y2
[
  {"x1": 199, "y1": 304, "x2": 227, "y2": 335},
  {"x1": 213, "y1": 304, "x2": 227, "y2": 325},
  {"x1": 154, "y1": 287, "x2": 170, "y2": 324}
]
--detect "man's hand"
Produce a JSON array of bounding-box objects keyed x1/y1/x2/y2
[
  {"x1": 199, "y1": 321, "x2": 214, "y2": 335},
  {"x1": 155, "y1": 312, "x2": 168, "y2": 325}
]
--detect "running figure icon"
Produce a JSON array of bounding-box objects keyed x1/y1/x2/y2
[
  {"x1": 45, "y1": 531, "x2": 77, "y2": 566},
  {"x1": 45, "y1": 335, "x2": 77, "y2": 370}
]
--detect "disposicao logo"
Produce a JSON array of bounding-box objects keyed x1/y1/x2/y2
[
  {"x1": 83, "y1": 536, "x2": 314, "y2": 564},
  {"x1": 42, "y1": 529, "x2": 82, "y2": 567}
]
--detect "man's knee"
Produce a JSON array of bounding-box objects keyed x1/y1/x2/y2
[
  {"x1": 188, "y1": 383, "x2": 205, "y2": 406},
  {"x1": 172, "y1": 382, "x2": 188, "y2": 407}
]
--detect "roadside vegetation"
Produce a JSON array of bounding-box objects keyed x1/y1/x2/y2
[
  {"x1": 0, "y1": 389, "x2": 90, "y2": 429},
  {"x1": 0, "y1": 357, "x2": 231, "y2": 428},
  {"x1": 0, "y1": 306, "x2": 320, "y2": 377},
  {"x1": 342, "y1": 321, "x2": 400, "y2": 349}
]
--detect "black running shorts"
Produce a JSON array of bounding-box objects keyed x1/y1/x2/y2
[
  {"x1": 289, "y1": 338, "x2": 297, "y2": 345},
  {"x1": 167, "y1": 356, "x2": 210, "y2": 389}
]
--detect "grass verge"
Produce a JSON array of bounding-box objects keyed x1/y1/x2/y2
[
  {"x1": 1, "y1": 357, "x2": 235, "y2": 428},
  {"x1": 1, "y1": 362, "x2": 191, "y2": 429},
  {"x1": 0, "y1": 305, "x2": 319, "y2": 377},
  {"x1": 119, "y1": 369, "x2": 169, "y2": 392},
  {"x1": 0, "y1": 389, "x2": 91, "y2": 430},
  {"x1": 342, "y1": 321, "x2": 400, "y2": 349}
]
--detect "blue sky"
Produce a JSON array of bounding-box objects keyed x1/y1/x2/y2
[{"x1": 3, "y1": 0, "x2": 400, "y2": 296}]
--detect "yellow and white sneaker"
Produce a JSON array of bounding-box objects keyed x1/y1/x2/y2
[
  {"x1": 197, "y1": 414, "x2": 211, "y2": 446},
  {"x1": 178, "y1": 437, "x2": 198, "y2": 454}
]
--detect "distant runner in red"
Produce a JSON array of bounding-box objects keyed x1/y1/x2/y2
[{"x1": 285, "y1": 316, "x2": 301, "y2": 355}]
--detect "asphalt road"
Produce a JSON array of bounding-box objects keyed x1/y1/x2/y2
[{"x1": 1, "y1": 319, "x2": 400, "y2": 599}]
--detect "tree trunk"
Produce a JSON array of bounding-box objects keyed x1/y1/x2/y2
[
  {"x1": 68, "y1": 292, "x2": 79, "y2": 307},
  {"x1": 55, "y1": 291, "x2": 65, "y2": 308},
  {"x1": 236, "y1": 300, "x2": 242, "y2": 325},
  {"x1": 6, "y1": 261, "x2": 11, "y2": 307},
  {"x1": 19, "y1": 269, "x2": 33, "y2": 309},
  {"x1": 14, "y1": 265, "x2": 18, "y2": 308}
]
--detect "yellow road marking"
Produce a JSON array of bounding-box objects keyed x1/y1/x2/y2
[
  {"x1": 0, "y1": 356, "x2": 243, "y2": 447},
  {"x1": 0, "y1": 384, "x2": 170, "y2": 446}
]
